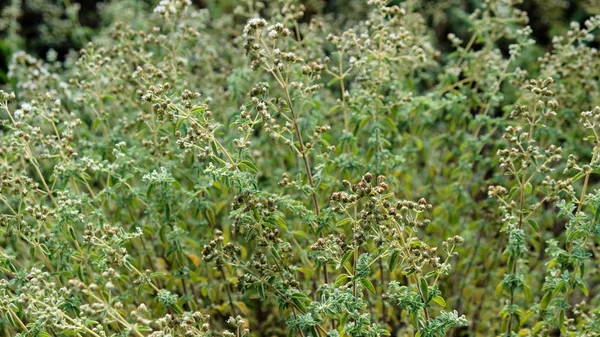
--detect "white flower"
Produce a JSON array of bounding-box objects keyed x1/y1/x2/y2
[{"x1": 13, "y1": 109, "x2": 23, "y2": 120}]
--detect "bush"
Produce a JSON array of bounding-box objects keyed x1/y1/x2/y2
[{"x1": 0, "y1": 1, "x2": 599, "y2": 336}]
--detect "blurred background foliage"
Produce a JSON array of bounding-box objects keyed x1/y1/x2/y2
[{"x1": 0, "y1": 0, "x2": 598, "y2": 81}]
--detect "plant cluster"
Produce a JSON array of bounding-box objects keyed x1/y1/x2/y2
[{"x1": 0, "y1": 0, "x2": 599, "y2": 336}]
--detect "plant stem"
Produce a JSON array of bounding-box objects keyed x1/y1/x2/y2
[
  {"x1": 8, "y1": 308, "x2": 28, "y2": 333},
  {"x1": 576, "y1": 147, "x2": 598, "y2": 215},
  {"x1": 269, "y1": 68, "x2": 332, "y2": 321},
  {"x1": 221, "y1": 267, "x2": 237, "y2": 317},
  {"x1": 378, "y1": 258, "x2": 387, "y2": 324}
]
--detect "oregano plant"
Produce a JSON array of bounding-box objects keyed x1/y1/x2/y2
[{"x1": 0, "y1": 1, "x2": 599, "y2": 337}]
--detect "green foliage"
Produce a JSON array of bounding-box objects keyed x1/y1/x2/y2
[{"x1": 0, "y1": 0, "x2": 600, "y2": 337}]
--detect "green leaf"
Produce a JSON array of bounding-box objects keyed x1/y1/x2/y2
[
  {"x1": 520, "y1": 310, "x2": 534, "y2": 325},
  {"x1": 527, "y1": 219, "x2": 539, "y2": 232},
  {"x1": 327, "y1": 77, "x2": 340, "y2": 86},
  {"x1": 274, "y1": 216, "x2": 288, "y2": 232},
  {"x1": 210, "y1": 154, "x2": 226, "y2": 165},
  {"x1": 383, "y1": 117, "x2": 398, "y2": 133},
  {"x1": 540, "y1": 292, "x2": 552, "y2": 310},
  {"x1": 77, "y1": 264, "x2": 84, "y2": 280},
  {"x1": 170, "y1": 304, "x2": 183, "y2": 314},
  {"x1": 532, "y1": 321, "x2": 545, "y2": 334},
  {"x1": 336, "y1": 217, "x2": 352, "y2": 227},
  {"x1": 292, "y1": 297, "x2": 307, "y2": 312},
  {"x1": 359, "y1": 115, "x2": 372, "y2": 130},
  {"x1": 524, "y1": 284, "x2": 532, "y2": 304},
  {"x1": 39, "y1": 244, "x2": 50, "y2": 255},
  {"x1": 578, "y1": 282, "x2": 589, "y2": 296},
  {"x1": 425, "y1": 271, "x2": 437, "y2": 279},
  {"x1": 558, "y1": 310, "x2": 565, "y2": 329},
  {"x1": 192, "y1": 106, "x2": 206, "y2": 114},
  {"x1": 335, "y1": 274, "x2": 350, "y2": 287},
  {"x1": 431, "y1": 296, "x2": 446, "y2": 307},
  {"x1": 137, "y1": 326, "x2": 153, "y2": 332},
  {"x1": 68, "y1": 226, "x2": 77, "y2": 241},
  {"x1": 361, "y1": 278, "x2": 376, "y2": 294},
  {"x1": 270, "y1": 247, "x2": 281, "y2": 262},
  {"x1": 410, "y1": 312, "x2": 419, "y2": 330},
  {"x1": 291, "y1": 292, "x2": 308, "y2": 300},
  {"x1": 146, "y1": 183, "x2": 155, "y2": 197},
  {"x1": 175, "y1": 118, "x2": 185, "y2": 130},
  {"x1": 495, "y1": 282, "x2": 504, "y2": 296},
  {"x1": 572, "y1": 171, "x2": 585, "y2": 182},
  {"x1": 338, "y1": 250, "x2": 353, "y2": 269},
  {"x1": 594, "y1": 202, "x2": 600, "y2": 224},
  {"x1": 5, "y1": 312, "x2": 15, "y2": 328},
  {"x1": 238, "y1": 160, "x2": 259, "y2": 174},
  {"x1": 328, "y1": 105, "x2": 341, "y2": 114},
  {"x1": 389, "y1": 250, "x2": 399, "y2": 272},
  {"x1": 205, "y1": 209, "x2": 215, "y2": 226},
  {"x1": 419, "y1": 277, "x2": 429, "y2": 302}
]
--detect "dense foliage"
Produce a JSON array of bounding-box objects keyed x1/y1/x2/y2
[{"x1": 1, "y1": 0, "x2": 600, "y2": 336}]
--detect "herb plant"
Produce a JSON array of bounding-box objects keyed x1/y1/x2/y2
[{"x1": 0, "y1": 0, "x2": 599, "y2": 336}]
